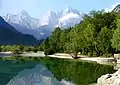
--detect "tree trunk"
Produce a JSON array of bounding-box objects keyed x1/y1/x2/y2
[{"x1": 67, "y1": 51, "x2": 80, "y2": 59}]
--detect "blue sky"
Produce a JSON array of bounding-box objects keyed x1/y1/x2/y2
[{"x1": 0, "y1": 0, "x2": 120, "y2": 18}]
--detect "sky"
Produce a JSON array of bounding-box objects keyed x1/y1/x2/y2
[{"x1": 0, "y1": 0, "x2": 120, "y2": 18}]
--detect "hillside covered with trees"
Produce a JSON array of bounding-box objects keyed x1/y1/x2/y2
[
  {"x1": 0, "y1": 16, "x2": 41, "y2": 45},
  {"x1": 40, "y1": 10, "x2": 120, "y2": 57}
]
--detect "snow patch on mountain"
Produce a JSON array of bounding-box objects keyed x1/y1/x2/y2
[
  {"x1": 57, "y1": 7, "x2": 83, "y2": 28},
  {"x1": 3, "y1": 7, "x2": 83, "y2": 40},
  {"x1": 3, "y1": 10, "x2": 39, "y2": 29},
  {"x1": 39, "y1": 11, "x2": 58, "y2": 27},
  {"x1": 58, "y1": 12, "x2": 81, "y2": 28},
  {"x1": 39, "y1": 7, "x2": 83, "y2": 28}
]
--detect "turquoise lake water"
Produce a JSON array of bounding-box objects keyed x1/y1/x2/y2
[{"x1": 0, "y1": 57, "x2": 116, "y2": 85}]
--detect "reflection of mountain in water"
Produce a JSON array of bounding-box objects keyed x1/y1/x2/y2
[{"x1": 7, "y1": 64, "x2": 74, "y2": 85}]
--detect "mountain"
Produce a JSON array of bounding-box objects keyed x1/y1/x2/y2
[
  {"x1": 4, "y1": 10, "x2": 38, "y2": 29},
  {"x1": 39, "y1": 7, "x2": 83, "y2": 28},
  {"x1": 57, "y1": 7, "x2": 83, "y2": 28},
  {"x1": 39, "y1": 11, "x2": 58, "y2": 27},
  {"x1": 112, "y1": 4, "x2": 120, "y2": 12},
  {"x1": 3, "y1": 10, "x2": 44, "y2": 40},
  {"x1": 3, "y1": 7, "x2": 83, "y2": 39},
  {"x1": 0, "y1": 16, "x2": 39, "y2": 45}
]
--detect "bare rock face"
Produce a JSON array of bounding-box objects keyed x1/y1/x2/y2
[
  {"x1": 112, "y1": 4, "x2": 120, "y2": 12},
  {"x1": 97, "y1": 69, "x2": 120, "y2": 85}
]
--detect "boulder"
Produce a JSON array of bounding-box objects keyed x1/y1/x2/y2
[{"x1": 97, "y1": 69, "x2": 120, "y2": 85}]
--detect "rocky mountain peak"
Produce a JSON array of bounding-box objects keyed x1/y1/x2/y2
[{"x1": 112, "y1": 4, "x2": 120, "y2": 12}]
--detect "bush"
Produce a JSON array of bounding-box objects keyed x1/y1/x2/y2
[
  {"x1": 38, "y1": 46, "x2": 43, "y2": 51},
  {"x1": 18, "y1": 45, "x2": 24, "y2": 51},
  {"x1": 88, "y1": 52, "x2": 93, "y2": 57},
  {"x1": 93, "y1": 51, "x2": 97, "y2": 57},
  {"x1": 44, "y1": 48, "x2": 55, "y2": 55},
  {"x1": 82, "y1": 51, "x2": 87, "y2": 55},
  {"x1": 12, "y1": 48, "x2": 21, "y2": 54},
  {"x1": 103, "y1": 54, "x2": 113, "y2": 58},
  {"x1": 33, "y1": 48, "x2": 38, "y2": 53},
  {"x1": 24, "y1": 47, "x2": 32, "y2": 52}
]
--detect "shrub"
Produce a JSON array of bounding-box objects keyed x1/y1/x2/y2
[
  {"x1": 24, "y1": 47, "x2": 32, "y2": 52},
  {"x1": 33, "y1": 48, "x2": 38, "y2": 53},
  {"x1": 88, "y1": 52, "x2": 93, "y2": 57},
  {"x1": 93, "y1": 51, "x2": 97, "y2": 57},
  {"x1": 44, "y1": 48, "x2": 55, "y2": 55},
  {"x1": 38, "y1": 46, "x2": 43, "y2": 51},
  {"x1": 103, "y1": 54, "x2": 113, "y2": 58},
  {"x1": 82, "y1": 51, "x2": 87, "y2": 55},
  {"x1": 12, "y1": 48, "x2": 21, "y2": 54}
]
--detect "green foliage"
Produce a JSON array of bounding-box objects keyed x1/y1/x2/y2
[
  {"x1": 40, "y1": 10, "x2": 119, "y2": 57},
  {"x1": 0, "y1": 10, "x2": 118, "y2": 57},
  {"x1": 18, "y1": 45, "x2": 24, "y2": 51},
  {"x1": 44, "y1": 48, "x2": 55, "y2": 55},
  {"x1": 0, "y1": 45, "x2": 40, "y2": 54},
  {"x1": 97, "y1": 27, "x2": 113, "y2": 55},
  {"x1": 49, "y1": 27, "x2": 62, "y2": 52},
  {"x1": 111, "y1": 19, "x2": 120, "y2": 51},
  {"x1": 88, "y1": 52, "x2": 93, "y2": 57},
  {"x1": 12, "y1": 48, "x2": 20, "y2": 54},
  {"x1": 93, "y1": 51, "x2": 98, "y2": 57},
  {"x1": 82, "y1": 51, "x2": 87, "y2": 55},
  {"x1": 103, "y1": 54, "x2": 113, "y2": 58}
]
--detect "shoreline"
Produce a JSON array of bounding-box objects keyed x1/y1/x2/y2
[
  {"x1": 0, "y1": 52, "x2": 115, "y2": 85},
  {"x1": 0, "y1": 52, "x2": 115, "y2": 64},
  {"x1": 48, "y1": 53, "x2": 114, "y2": 63}
]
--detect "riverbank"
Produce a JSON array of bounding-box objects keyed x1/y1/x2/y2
[
  {"x1": 0, "y1": 52, "x2": 115, "y2": 64},
  {"x1": 48, "y1": 53, "x2": 114, "y2": 64}
]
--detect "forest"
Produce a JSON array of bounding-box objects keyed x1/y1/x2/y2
[{"x1": 40, "y1": 10, "x2": 120, "y2": 57}]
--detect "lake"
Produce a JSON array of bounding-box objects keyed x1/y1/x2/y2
[{"x1": 0, "y1": 57, "x2": 116, "y2": 85}]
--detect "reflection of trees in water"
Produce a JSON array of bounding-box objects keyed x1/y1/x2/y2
[{"x1": 7, "y1": 64, "x2": 74, "y2": 85}]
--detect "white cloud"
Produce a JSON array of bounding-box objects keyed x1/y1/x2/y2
[{"x1": 105, "y1": 3, "x2": 120, "y2": 12}]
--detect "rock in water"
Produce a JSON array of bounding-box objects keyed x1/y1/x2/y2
[
  {"x1": 97, "y1": 69, "x2": 120, "y2": 85},
  {"x1": 7, "y1": 64, "x2": 75, "y2": 85}
]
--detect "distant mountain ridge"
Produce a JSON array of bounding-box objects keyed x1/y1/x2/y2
[
  {"x1": 0, "y1": 16, "x2": 40, "y2": 45},
  {"x1": 3, "y1": 7, "x2": 83, "y2": 40},
  {"x1": 4, "y1": 10, "x2": 39, "y2": 29},
  {"x1": 112, "y1": 4, "x2": 120, "y2": 12}
]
